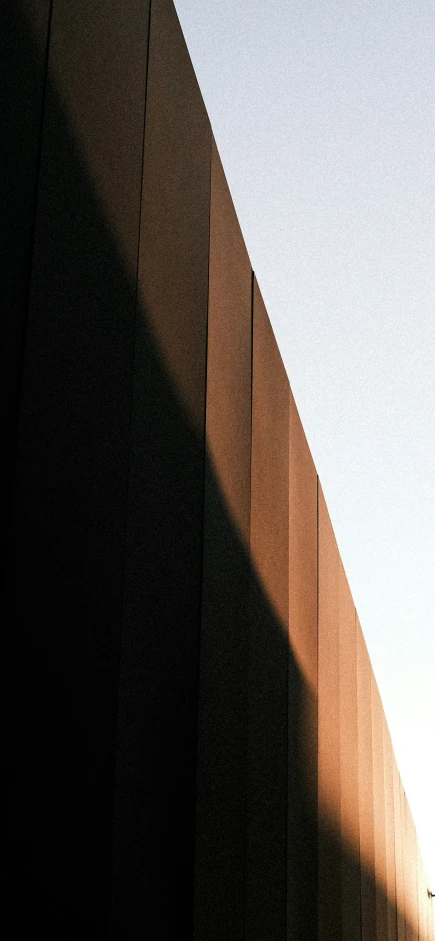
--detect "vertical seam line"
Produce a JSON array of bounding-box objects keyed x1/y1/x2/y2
[{"x1": 3, "y1": 0, "x2": 54, "y2": 557}]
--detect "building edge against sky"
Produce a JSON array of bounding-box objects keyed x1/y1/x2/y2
[
  {"x1": 2, "y1": 0, "x2": 434, "y2": 935},
  {"x1": 171, "y1": 0, "x2": 435, "y2": 896}
]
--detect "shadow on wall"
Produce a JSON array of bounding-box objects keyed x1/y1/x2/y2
[{"x1": 1, "y1": 2, "x2": 430, "y2": 939}]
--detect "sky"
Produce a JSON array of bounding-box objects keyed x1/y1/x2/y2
[{"x1": 173, "y1": 0, "x2": 435, "y2": 885}]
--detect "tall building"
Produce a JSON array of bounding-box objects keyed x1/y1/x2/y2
[{"x1": 2, "y1": 1, "x2": 432, "y2": 937}]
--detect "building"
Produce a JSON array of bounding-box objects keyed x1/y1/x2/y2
[{"x1": 2, "y1": 1, "x2": 432, "y2": 937}]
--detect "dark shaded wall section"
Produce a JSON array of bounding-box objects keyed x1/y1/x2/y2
[
  {"x1": 2, "y1": 0, "x2": 52, "y2": 562},
  {"x1": 109, "y1": 0, "x2": 211, "y2": 934},
  {"x1": 3, "y1": 0, "x2": 151, "y2": 930},
  {"x1": 2, "y1": 1, "x2": 433, "y2": 938}
]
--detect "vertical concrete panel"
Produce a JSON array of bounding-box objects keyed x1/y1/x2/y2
[
  {"x1": 288, "y1": 392, "x2": 318, "y2": 941},
  {"x1": 426, "y1": 870, "x2": 430, "y2": 936},
  {"x1": 410, "y1": 815, "x2": 419, "y2": 941},
  {"x1": 428, "y1": 871, "x2": 433, "y2": 941},
  {"x1": 384, "y1": 722, "x2": 398, "y2": 941},
  {"x1": 424, "y1": 859, "x2": 429, "y2": 941},
  {"x1": 318, "y1": 488, "x2": 341, "y2": 941},
  {"x1": 2, "y1": 9, "x2": 52, "y2": 919},
  {"x1": 2, "y1": 0, "x2": 52, "y2": 557},
  {"x1": 393, "y1": 757, "x2": 406, "y2": 941},
  {"x1": 193, "y1": 140, "x2": 252, "y2": 941},
  {"x1": 110, "y1": 0, "x2": 211, "y2": 936},
  {"x1": 357, "y1": 622, "x2": 377, "y2": 941},
  {"x1": 423, "y1": 888, "x2": 430, "y2": 941},
  {"x1": 402, "y1": 786, "x2": 412, "y2": 941},
  {"x1": 429, "y1": 870, "x2": 435, "y2": 941},
  {"x1": 3, "y1": 0, "x2": 150, "y2": 928},
  {"x1": 412, "y1": 819, "x2": 420, "y2": 941},
  {"x1": 429, "y1": 896, "x2": 435, "y2": 941},
  {"x1": 417, "y1": 862, "x2": 423, "y2": 940},
  {"x1": 247, "y1": 279, "x2": 289, "y2": 941},
  {"x1": 403, "y1": 792, "x2": 419, "y2": 941},
  {"x1": 424, "y1": 861, "x2": 431, "y2": 941},
  {"x1": 372, "y1": 677, "x2": 388, "y2": 941},
  {"x1": 339, "y1": 566, "x2": 361, "y2": 941},
  {"x1": 417, "y1": 851, "x2": 427, "y2": 941}
]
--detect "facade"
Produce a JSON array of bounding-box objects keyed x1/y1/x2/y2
[{"x1": 2, "y1": 1, "x2": 433, "y2": 937}]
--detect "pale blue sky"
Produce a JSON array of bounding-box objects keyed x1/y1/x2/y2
[{"x1": 174, "y1": 0, "x2": 435, "y2": 884}]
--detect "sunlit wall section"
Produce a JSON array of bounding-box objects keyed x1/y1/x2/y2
[
  {"x1": 288, "y1": 392, "x2": 318, "y2": 941},
  {"x1": 384, "y1": 720, "x2": 398, "y2": 941},
  {"x1": 402, "y1": 785, "x2": 413, "y2": 940},
  {"x1": 357, "y1": 621, "x2": 377, "y2": 941},
  {"x1": 372, "y1": 674, "x2": 389, "y2": 940},
  {"x1": 417, "y1": 849, "x2": 428, "y2": 941},
  {"x1": 247, "y1": 281, "x2": 289, "y2": 941},
  {"x1": 403, "y1": 790, "x2": 419, "y2": 941},
  {"x1": 410, "y1": 806, "x2": 420, "y2": 941},
  {"x1": 338, "y1": 562, "x2": 361, "y2": 941},
  {"x1": 429, "y1": 891, "x2": 435, "y2": 941},
  {"x1": 318, "y1": 487, "x2": 341, "y2": 941},
  {"x1": 393, "y1": 752, "x2": 407, "y2": 941}
]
